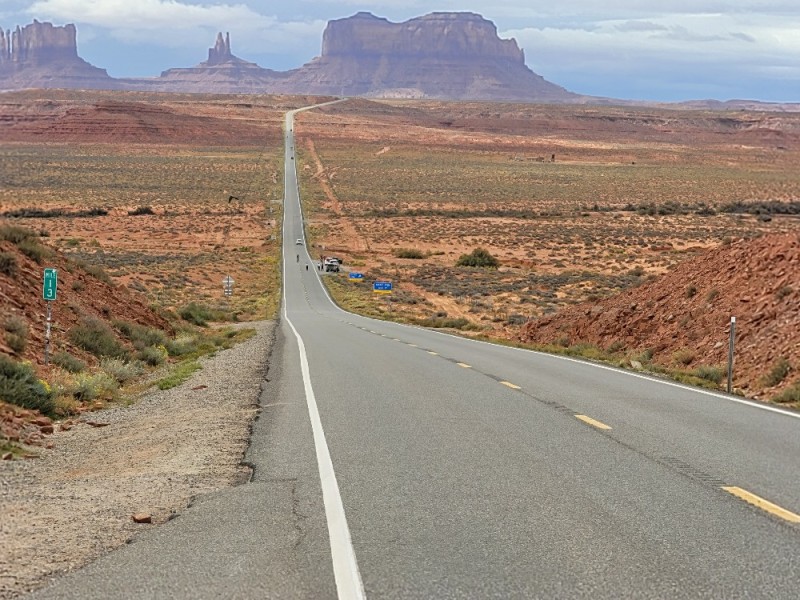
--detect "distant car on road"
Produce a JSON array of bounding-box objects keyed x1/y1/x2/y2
[{"x1": 296, "y1": 239, "x2": 302, "y2": 245}]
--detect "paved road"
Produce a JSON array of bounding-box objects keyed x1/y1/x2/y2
[{"x1": 27, "y1": 105, "x2": 800, "y2": 599}]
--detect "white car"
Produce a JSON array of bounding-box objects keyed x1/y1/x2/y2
[{"x1": 296, "y1": 239, "x2": 302, "y2": 245}]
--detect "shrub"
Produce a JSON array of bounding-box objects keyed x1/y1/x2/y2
[
  {"x1": 164, "y1": 334, "x2": 199, "y2": 357},
  {"x1": 128, "y1": 206, "x2": 155, "y2": 216},
  {"x1": 673, "y1": 349, "x2": 696, "y2": 366},
  {"x1": 113, "y1": 320, "x2": 167, "y2": 350},
  {"x1": 73, "y1": 371, "x2": 118, "y2": 401},
  {"x1": 685, "y1": 285, "x2": 697, "y2": 298},
  {"x1": 456, "y1": 248, "x2": 499, "y2": 268},
  {"x1": 0, "y1": 251, "x2": 17, "y2": 276},
  {"x1": 137, "y1": 345, "x2": 167, "y2": 366},
  {"x1": 763, "y1": 357, "x2": 791, "y2": 387},
  {"x1": 694, "y1": 364, "x2": 726, "y2": 385},
  {"x1": 68, "y1": 317, "x2": 128, "y2": 359},
  {"x1": 179, "y1": 302, "x2": 216, "y2": 327},
  {"x1": 416, "y1": 316, "x2": 479, "y2": 331},
  {"x1": 0, "y1": 354, "x2": 54, "y2": 413},
  {"x1": 17, "y1": 237, "x2": 50, "y2": 263},
  {"x1": 706, "y1": 288, "x2": 720, "y2": 302},
  {"x1": 4, "y1": 314, "x2": 29, "y2": 355},
  {"x1": 773, "y1": 381, "x2": 800, "y2": 404},
  {"x1": 395, "y1": 248, "x2": 424, "y2": 259},
  {"x1": 81, "y1": 263, "x2": 113, "y2": 285},
  {"x1": 0, "y1": 224, "x2": 35, "y2": 244},
  {"x1": 776, "y1": 286, "x2": 793, "y2": 301},
  {"x1": 100, "y1": 358, "x2": 144, "y2": 383},
  {"x1": 52, "y1": 351, "x2": 86, "y2": 373}
]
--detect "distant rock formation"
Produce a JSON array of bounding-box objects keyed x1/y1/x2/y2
[
  {"x1": 123, "y1": 31, "x2": 285, "y2": 93},
  {"x1": 207, "y1": 32, "x2": 233, "y2": 65},
  {"x1": 277, "y1": 12, "x2": 574, "y2": 101},
  {"x1": 0, "y1": 20, "x2": 116, "y2": 90}
]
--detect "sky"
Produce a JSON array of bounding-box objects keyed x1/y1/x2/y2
[{"x1": 1, "y1": 0, "x2": 799, "y2": 102}]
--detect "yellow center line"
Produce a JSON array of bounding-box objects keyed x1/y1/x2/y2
[
  {"x1": 500, "y1": 381, "x2": 521, "y2": 390},
  {"x1": 722, "y1": 486, "x2": 800, "y2": 524},
  {"x1": 575, "y1": 415, "x2": 612, "y2": 430},
  {"x1": 428, "y1": 351, "x2": 439, "y2": 356},
  {"x1": 457, "y1": 363, "x2": 472, "y2": 368},
  {"x1": 408, "y1": 344, "x2": 417, "y2": 347}
]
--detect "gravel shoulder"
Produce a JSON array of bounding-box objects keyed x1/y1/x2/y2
[{"x1": 0, "y1": 320, "x2": 276, "y2": 599}]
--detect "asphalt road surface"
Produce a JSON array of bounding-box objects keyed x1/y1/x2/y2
[{"x1": 27, "y1": 104, "x2": 800, "y2": 599}]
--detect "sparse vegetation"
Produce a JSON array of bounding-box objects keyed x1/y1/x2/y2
[
  {"x1": 52, "y1": 351, "x2": 86, "y2": 373},
  {"x1": 179, "y1": 302, "x2": 226, "y2": 327},
  {"x1": 100, "y1": 358, "x2": 144, "y2": 384},
  {"x1": 3, "y1": 314, "x2": 29, "y2": 355},
  {"x1": 0, "y1": 251, "x2": 18, "y2": 276},
  {"x1": 113, "y1": 320, "x2": 167, "y2": 350},
  {"x1": 156, "y1": 360, "x2": 201, "y2": 390},
  {"x1": 136, "y1": 345, "x2": 167, "y2": 366},
  {"x1": 672, "y1": 348, "x2": 696, "y2": 366},
  {"x1": 773, "y1": 381, "x2": 800, "y2": 404},
  {"x1": 0, "y1": 354, "x2": 54, "y2": 413},
  {"x1": 763, "y1": 357, "x2": 791, "y2": 387},
  {"x1": 68, "y1": 317, "x2": 128, "y2": 360}
]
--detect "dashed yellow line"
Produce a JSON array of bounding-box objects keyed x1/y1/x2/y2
[
  {"x1": 500, "y1": 381, "x2": 521, "y2": 390},
  {"x1": 575, "y1": 415, "x2": 612, "y2": 430},
  {"x1": 723, "y1": 486, "x2": 800, "y2": 524},
  {"x1": 427, "y1": 351, "x2": 439, "y2": 356},
  {"x1": 408, "y1": 344, "x2": 417, "y2": 347},
  {"x1": 457, "y1": 363, "x2": 472, "y2": 369}
]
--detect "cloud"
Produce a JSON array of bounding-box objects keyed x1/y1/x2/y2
[
  {"x1": 28, "y1": 0, "x2": 270, "y2": 29},
  {"x1": 615, "y1": 20, "x2": 668, "y2": 33}
]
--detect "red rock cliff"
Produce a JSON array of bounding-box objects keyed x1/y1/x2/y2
[{"x1": 322, "y1": 12, "x2": 525, "y2": 63}]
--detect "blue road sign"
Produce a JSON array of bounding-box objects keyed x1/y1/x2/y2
[
  {"x1": 349, "y1": 272, "x2": 364, "y2": 280},
  {"x1": 373, "y1": 281, "x2": 393, "y2": 293},
  {"x1": 43, "y1": 268, "x2": 58, "y2": 301}
]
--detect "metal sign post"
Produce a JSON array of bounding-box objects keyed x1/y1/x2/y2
[
  {"x1": 727, "y1": 316, "x2": 736, "y2": 394},
  {"x1": 222, "y1": 275, "x2": 234, "y2": 298},
  {"x1": 42, "y1": 268, "x2": 57, "y2": 365}
]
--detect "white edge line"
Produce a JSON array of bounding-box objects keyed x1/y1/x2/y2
[{"x1": 283, "y1": 108, "x2": 366, "y2": 600}]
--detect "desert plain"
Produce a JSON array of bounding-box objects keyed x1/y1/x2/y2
[{"x1": 3, "y1": 91, "x2": 800, "y2": 398}]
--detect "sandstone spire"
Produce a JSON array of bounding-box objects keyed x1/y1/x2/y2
[{"x1": 207, "y1": 31, "x2": 233, "y2": 65}]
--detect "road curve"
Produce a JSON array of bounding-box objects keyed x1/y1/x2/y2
[{"x1": 26, "y1": 104, "x2": 800, "y2": 599}]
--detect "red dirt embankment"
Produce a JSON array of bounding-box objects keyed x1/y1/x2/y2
[
  {"x1": 1, "y1": 235, "x2": 169, "y2": 368},
  {"x1": 520, "y1": 233, "x2": 800, "y2": 399}
]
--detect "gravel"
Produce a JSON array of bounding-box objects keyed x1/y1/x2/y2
[{"x1": 0, "y1": 320, "x2": 276, "y2": 599}]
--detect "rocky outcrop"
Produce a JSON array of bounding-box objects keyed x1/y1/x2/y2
[
  {"x1": 322, "y1": 12, "x2": 524, "y2": 63},
  {"x1": 123, "y1": 32, "x2": 286, "y2": 94},
  {"x1": 519, "y1": 233, "x2": 800, "y2": 399},
  {"x1": 1, "y1": 14, "x2": 574, "y2": 101},
  {"x1": 278, "y1": 12, "x2": 574, "y2": 102},
  {"x1": 0, "y1": 20, "x2": 116, "y2": 90}
]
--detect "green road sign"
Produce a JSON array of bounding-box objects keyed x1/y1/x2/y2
[{"x1": 43, "y1": 268, "x2": 58, "y2": 301}]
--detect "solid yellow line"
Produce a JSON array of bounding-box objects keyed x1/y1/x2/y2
[
  {"x1": 500, "y1": 381, "x2": 521, "y2": 390},
  {"x1": 575, "y1": 415, "x2": 612, "y2": 430},
  {"x1": 722, "y1": 486, "x2": 800, "y2": 524},
  {"x1": 457, "y1": 363, "x2": 472, "y2": 369}
]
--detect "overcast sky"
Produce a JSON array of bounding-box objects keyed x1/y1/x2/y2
[{"x1": 2, "y1": 0, "x2": 798, "y2": 101}]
